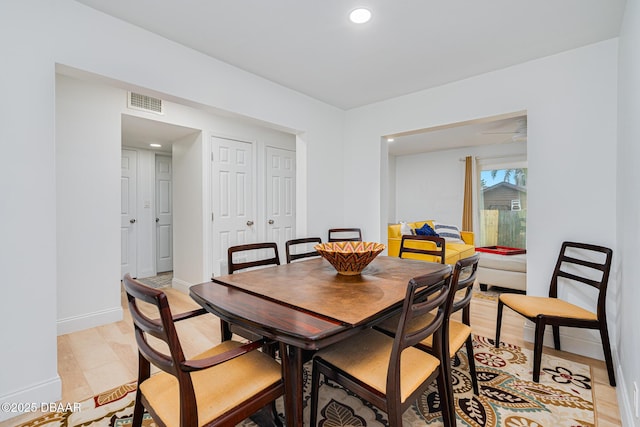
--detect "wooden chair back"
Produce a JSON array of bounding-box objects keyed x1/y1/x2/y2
[
  {"x1": 123, "y1": 274, "x2": 284, "y2": 426},
  {"x1": 495, "y1": 241, "x2": 616, "y2": 386},
  {"x1": 125, "y1": 274, "x2": 197, "y2": 378},
  {"x1": 549, "y1": 241, "x2": 613, "y2": 304},
  {"x1": 398, "y1": 234, "x2": 446, "y2": 264},
  {"x1": 450, "y1": 253, "x2": 480, "y2": 316},
  {"x1": 285, "y1": 237, "x2": 322, "y2": 263},
  {"x1": 392, "y1": 267, "x2": 453, "y2": 364},
  {"x1": 387, "y1": 266, "x2": 455, "y2": 425},
  {"x1": 328, "y1": 228, "x2": 362, "y2": 242},
  {"x1": 228, "y1": 242, "x2": 280, "y2": 274}
]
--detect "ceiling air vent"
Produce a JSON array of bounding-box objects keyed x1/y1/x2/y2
[{"x1": 127, "y1": 92, "x2": 164, "y2": 115}]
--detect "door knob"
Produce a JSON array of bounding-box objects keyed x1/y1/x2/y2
[
  {"x1": 156, "y1": 218, "x2": 159, "y2": 223},
  {"x1": 246, "y1": 220, "x2": 254, "y2": 226},
  {"x1": 130, "y1": 219, "x2": 136, "y2": 224},
  {"x1": 268, "y1": 219, "x2": 274, "y2": 225}
]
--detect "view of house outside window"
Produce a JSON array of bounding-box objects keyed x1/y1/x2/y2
[{"x1": 479, "y1": 168, "x2": 527, "y2": 249}]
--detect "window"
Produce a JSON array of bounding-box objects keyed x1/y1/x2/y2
[{"x1": 479, "y1": 167, "x2": 527, "y2": 248}]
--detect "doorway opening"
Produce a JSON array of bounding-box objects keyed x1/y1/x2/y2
[
  {"x1": 384, "y1": 111, "x2": 527, "y2": 240},
  {"x1": 120, "y1": 114, "x2": 199, "y2": 279}
]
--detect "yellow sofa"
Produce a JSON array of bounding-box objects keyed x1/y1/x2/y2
[{"x1": 387, "y1": 220, "x2": 475, "y2": 265}]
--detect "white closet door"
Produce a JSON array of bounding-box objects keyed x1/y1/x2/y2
[
  {"x1": 265, "y1": 147, "x2": 296, "y2": 261},
  {"x1": 211, "y1": 136, "x2": 255, "y2": 275}
]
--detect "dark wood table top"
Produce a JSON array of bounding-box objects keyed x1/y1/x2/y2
[{"x1": 190, "y1": 256, "x2": 450, "y2": 349}]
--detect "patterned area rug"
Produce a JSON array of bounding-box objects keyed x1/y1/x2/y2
[
  {"x1": 15, "y1": 336, "x2": 594, "y2": 427},
  {"x1": 134, "y1": 272, "x2": 172, "y2": 289}
]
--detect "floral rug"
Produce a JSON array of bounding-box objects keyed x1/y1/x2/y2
[
  {"x1": 134, "y1": 272, "x2": 173, "y2": 289},
  {"x1": 15, "y1": 336, "x2": 594, "y2": 426}
]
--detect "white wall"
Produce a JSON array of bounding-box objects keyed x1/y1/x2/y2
[
  {"x1": 55, "y1": 73, "x2": 303, "y2": 329},
  {"x1": 345, "y1": 40, "x2": 619, "y2": 361},
  {"x1": 617, "y1": 0, "x2": 640, "y2": 424},
  {"x1": 55, "y1": 74, "x2": 123, "y2": 335},
  {"x1": 172, "y1": 133, "x2": 205, "y2": 287},
  {"x1": 393, "y1": 141, "x2": 527, "y2": 226},
  {"x1": 1, "y1": 0, "x2": 344, "y2": 419},
  {"x1": 0, "y1": 2, "x2": 60, "y2": 414}
]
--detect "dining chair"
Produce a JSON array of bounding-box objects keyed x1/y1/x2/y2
[
  {"x1": 122, "y1": 274, "x2": 285, "y2": 427},
  {"x1": 327, "y1": 228, "x2": 362, "y2": 242},
  {"x1": 495, "y1": 241, "x2": 615, "y2": 386},
  {"x1": 376, "y1": 253, "x2": 481, "y2": 395},
  {"x1": 398, "y1": 234, "x2": 446, "y2": 264},
  {"x1": 309, "y1": 267, "x2": 456, "y2": 427},
  {"x1": 285, "y1": 237, "x2": 322, "y2": 263},
  {"x1": 224, "y1": 242, "x2": 281, "y2": 343},
  {"x1": 227, "y1": 242, "x2": 280, "y2": 274}
]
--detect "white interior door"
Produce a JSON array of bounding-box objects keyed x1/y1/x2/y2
[
  {"x1": 266, "y1": 147, "x2": 295, "y2": 261},
  {"x1": 155, "y1": 155, "x2": 173, "y2": 273},
  {"x1": 211, "y1": 136, "x2": 255, "y2": 275},
  {"x1": 121, "y1": 149, "x2": 137, "y2": 278}
]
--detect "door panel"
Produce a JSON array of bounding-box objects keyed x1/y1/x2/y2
[
  {"x1": 212, "y1": 137, "x2": 255, "y2": 275},
  {"x1": 121, "y1": 149, "x2": 137, "y2": 278},
  {"x1": 266, "y1": 147, "x2": 296, "y2": 261},
  {"x1": 155, "y1": 155, "x2": 173, "y2": 273}
]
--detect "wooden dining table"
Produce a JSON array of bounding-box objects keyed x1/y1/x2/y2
[{"x1": 189, "y1": 255, "x2": 450, "y2": 426}]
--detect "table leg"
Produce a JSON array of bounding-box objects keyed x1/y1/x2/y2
[{"x1": 280, "y1": 342, "x2": 304, "y2": 426}]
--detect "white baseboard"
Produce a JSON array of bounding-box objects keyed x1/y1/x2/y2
[
  {"x1": 616, "y1": 359, "x2": 639, "y2": 427},
  {"x1": 0, "y1": 376, "x2": 61, "y2": 422},
  {"x1": 171, "y1": 277, "x2": 193, "y2": 294},
  {"x1": 57, "y1": 306, "x2": 123, "y2": 335}
]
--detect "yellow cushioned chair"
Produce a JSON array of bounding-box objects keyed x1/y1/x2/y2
[
  {"x1": 222, "y1": 242, "x2": 281, "y2": 345},
  {"x1": 309, "y1": 267, "x2": 456, "y2": 427},
  {"x1": 495, "y1": 241, "x2": 615, "y2": 386},
  {"x1": 123, "y1": 274, "x2": 285, "y2": 427},
  {"x1": 398, "y1": 235, "x2": 446, "y2": 264},
  {"x1": 387, "y1": 220, "x2": 474, "y2": 264},
  {"x1": 376, "y1": 254, "x2": 481, "y2": 395},
  {"x1": 285, "y1": 237, "x2": 322, "y2": 263}
]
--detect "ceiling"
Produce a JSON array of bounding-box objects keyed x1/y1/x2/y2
[
  {"x1": 387, "y1": 113, "x2": 527, "y2": 156},
  {"x1": 75, "y1": 0, "x2": 625, "y2": 110},
  {"x1": 77, "y1": 1, "x2": 624, "y2": 155},
  {"x1": 121, "y1": 115, "x2": 200, "y2": 153}
]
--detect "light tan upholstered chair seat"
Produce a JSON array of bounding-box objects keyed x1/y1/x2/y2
[
  {"x1": 498, "y1": 294, "x2": 597, "y2": 320},
  {"x1": 377, "y1": 313, "x2": 471, "y2": 358},
  {"x1": 313, "y1": 328, "x2": 440, "y2": 403},
  {"x1": 140, "y1": 340, "x2": 283, "y2": 427}
]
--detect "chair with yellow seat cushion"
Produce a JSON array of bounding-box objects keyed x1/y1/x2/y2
[
  {"x1": 387, "y1": 220, "x2": 475, "y2": 264},
  {"x1": 123, "y1": 274, "x2": 285, "y2": 427},
  {"x1": 399, "y1": 234, "x2": 446, "y2": 264},
  {"x1": 285, "y1": 237, "x2": 322, "y2": 263},
  {"x1": 495, "y1": 241, "x2": 615, "y2": 386},
  {"x1": 223, "y1": 242, "x2": 281, "y2": 344},
  {"x1": 328, "y1": 227, "x2": 362, "y2": 242},
  {"x1": 309, "y1": 267, "x2": 456, "y2": 427},
  {"x1": 376, "y1": 254, "x2": 481, "y2": 395}
]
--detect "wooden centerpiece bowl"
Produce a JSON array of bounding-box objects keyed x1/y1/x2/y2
[{"x1": 314, "y1": 241, "x2": 386, "y2": 275}]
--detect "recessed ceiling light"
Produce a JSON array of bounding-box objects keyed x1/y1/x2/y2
[
  {"x1": 387, "y1": 138, "x2": 395, "y2": 142},
  {"x1": 349, "y1": 8, "x2": 371, "y2": 24},
  {"x1": 149, "y1": 143, "x2": 162, "y2": 148}
]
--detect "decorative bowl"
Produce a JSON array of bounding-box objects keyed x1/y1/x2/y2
[{"x1": 314, "y1": 241, "x2": 386, "y2": 275}]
